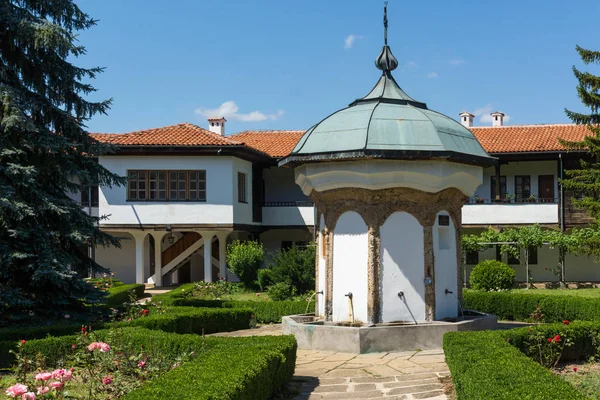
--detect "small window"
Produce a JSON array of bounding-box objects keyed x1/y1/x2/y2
[
  {"x1": 81, "y1": 184, "x2": 99, "y2": 207},
  {"x1": 211, "y1": 122, "x2": 214, "y2": 126},
  {"x1": 495, "y1": 116, "x2": 498, "y2": 121},
  {"x1": 238, "y1": 172, "x2": 247, "y2": 203},
  {"x1": 466, "y1": 250, "x2": 479, "y2": 265},
  {"x1": 491, "y1": 176, "x2": 507, "y2": 199},
  {"x1": 508, "y1": 247, "x2": 520, "y2": 265},
  {"x1": 528, "y1": 247, "x2": 538, "y2": 265},
  {"x1": 189, "y1": 170, "x2": 207, "y2": 201},
  {"x1": 438, "y1": 215, "x2": 450, "y2": 226},
  {"x1": 148, "y1": 170, "x2": 167, "y2": 200},
  {"x1": 169, "y1": 171, "x2": 187, "y2": 201},
  {"x1": 515, "y1": 175, "x2": 531, "y2": 201},
  {"x1": 128, "y1": 170, "x2": 147, "y2": 200}
]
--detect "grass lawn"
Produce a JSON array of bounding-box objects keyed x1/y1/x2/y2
[
  {"x1": 559, "y1": 362, "x2": 600, "y2": 399},
  {"x1": 510, "y1": 288, "x2": 600, "y2": 298}
]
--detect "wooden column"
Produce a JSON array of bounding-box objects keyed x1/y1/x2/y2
[{"x1": 495, "y1": 163, "x2": 501, "y2": 201}]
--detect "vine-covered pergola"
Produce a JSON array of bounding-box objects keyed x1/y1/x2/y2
[{"x1": 461, "y1": 225, "x2": 600, "y2": 285}]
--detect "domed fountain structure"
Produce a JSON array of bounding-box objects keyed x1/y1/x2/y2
[{"x1": 280, "y1": 4, "x2": 497, "y2": 352}]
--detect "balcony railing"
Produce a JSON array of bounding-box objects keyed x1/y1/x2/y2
[
  {"x1": 263, "y1": 201, "x2": 314, "y2": 207},
  {"x1": 467, "y1": 197, "x2": 558, "y2": 205}
]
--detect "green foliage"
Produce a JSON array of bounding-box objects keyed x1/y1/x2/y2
[
  {"x1": 469, "y1": 260, "x2": 516, "y2": 291},
  {"x1": 257, "y1": 269, "x2": 275, "y2": 291},
  {"x1": 123, "y1": 335, "x2": 297, "y2": 400},
  {"x1": 226, "y1": 241, "x2": 265, "y2": 288},
  {"x1": 267, "y1": 244, "x2": 316, "y2": 294},
  {"x1": 105, "y1": 284, "x2": 146, "y2": 308},
  {"x1": 444, "y1": 329, "x2": 587, "y2": 400},
  {"x1": 183, "y1": 280, "x2": 239, "y2": 300},
  {"x1": 0, "y1": 329, "x2": 297, "y2": 400},
  {"x1": 559, "y1": 46, "x2": 600, "y2": 227},
  {"x1": 0, "y1": 0, "x2": 126, "y2": 324},
  {"x1": 463, "y1": 290, "x2": 600, "y2": 322},
  {"x1": 267, "y1": 282, "x2": 296, "y2": 301}
]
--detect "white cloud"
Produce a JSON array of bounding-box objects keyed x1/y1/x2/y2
[
  {"x1": 344, "y1": 34, "x2": 363, "y2": 49},
  {"x1": 449, "y1": 59, "x2": 466, "y2": 65},
  {"x1": 473, "y1": 104, "x2": 511, "y2": 124},
  {"x1": 194, "y1": 101, "x2": 284, "y2": 122},
  {"x1": 427, "y1": 72, "x2": 439, "y2": 79}
]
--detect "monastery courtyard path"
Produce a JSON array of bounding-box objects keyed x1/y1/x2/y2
[{"x1": 211, "y1": 325, "x2": 451, "y2": 399}]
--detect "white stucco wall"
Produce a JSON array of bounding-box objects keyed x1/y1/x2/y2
[
  {"x1": 332, "y1": 212, "x2": 368, "y2": 324},
  {"x1": 264, "y1": 167, "x2": 311, "y2": 203},
  {"x1": 317, "y1": 215, "x2": 326, "y2": 317},
  {"x1": 95, "y1": 232, "x2": 136, "y2": 283},
  {"x1": 262, "y1": 206, "x2": 315, "y2": 226},
  {"x1": 98, "y1": 155, "x2": 237, "y2": 225},
  {"x1": 380, "y1": 212, "x2": 425, "y2": 323},
  {"x1": 433, "y1": 211, "x2": 458, "y2": 320},
  {"x1": 232, "y1": 157, "x2": 253, "y2": 225},
  {"x1": 462, "y1": 203, "x2": 559, "y2": 225}
]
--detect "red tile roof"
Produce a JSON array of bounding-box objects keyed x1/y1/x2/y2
[
  {"x1": 230, "y1": 130, "x2": 306, "y2": 158},
  {"x1": 91, "y1": 123, "x2": 241, "y2": 147},
  {"x1": 91, "y1": 123, "x2": 595, "y2": 158},
  {"x1": 470, "y1": 124, "x2": 594, "y2": 153}
]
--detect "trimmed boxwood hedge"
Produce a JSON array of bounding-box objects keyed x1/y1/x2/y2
[
  {"x1": 444, "y1": 322, "x2": 600, "y2": 399},
  {"x1": 1, "y1": 328, "x2": 296, "y2": 400},
  {"x1": 444, "y1": 329, "x2": 587, "y2": 399},
  {"x1": 109, "y1": 306, "x2": 253, "y2": 335},
  {"x1": 463, "y1": 290, "x2": 600, "y2": 322},
  {"x1": 124, "y1": 335, "x2": 297, "y2": 400},
  {"x1": 154, "y1": 286, "x2": 313, "y2": 323},
  {"x1": 104, "y1": 283, "x2": 146, "y2": 308}
]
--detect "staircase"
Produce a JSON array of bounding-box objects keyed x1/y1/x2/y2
[{"x1": 162, "y1": 232, "x2": 201, "y2": 266}]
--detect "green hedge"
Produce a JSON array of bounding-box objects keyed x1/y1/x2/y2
[
  {"x1": 124, "y1": 335, "x2": 297, "y2": 400},
  {"x1": 463, "y1": 290, "x2": 600, "y2": 322},
  {"x1": 2, "y1": 328, "x2": 296, "y2": 400},
  {"x1": 105, "y1": 283, "x2": 146, "y2": 308},
  {"x1": 0, "y1": 322, "x2": 103, "y2": 342},
  {"x1": 154, "y1": 287, "x2": 313, "y2": 323},
  {"x1": 444, "y1": 329, "x2": 587, "y2": 399},
  {"x1": 109, "y1": 306, "x2": 253, "y2": 335}
]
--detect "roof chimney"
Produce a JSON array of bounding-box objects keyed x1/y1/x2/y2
[
  {"x1": 490, "y1": 111, "x2": 505, "y2": 127},
  {"x1": 207, "y1": 117, "x2": 226, "y2": 135},
  {"x1": 459, "y1": 112, "x2": 474, "y2": 128}
]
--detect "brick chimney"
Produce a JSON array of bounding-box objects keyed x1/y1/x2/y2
[
  {"x1": 207, "y1": 117, "x2": 226, "y2": 135},
  {"x1": 459, "y1": 112, "x2": 474, "y2": 128},
  {"x1": 490, "y1": 111, "x2": 505, "y2": 127}
]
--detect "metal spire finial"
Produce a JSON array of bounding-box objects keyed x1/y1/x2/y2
[
  {"x1": 375, "y1": 1, "x2": 398, "y2": 72},
  {"x1": 383, "y1": 1, "x2": 388, "y2": 45}
]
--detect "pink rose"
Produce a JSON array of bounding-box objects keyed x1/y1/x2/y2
[
  {"x1": 5, "y1": 384, "x2": 28, "y2": 397},
  {"x1": 103, "y1": 376, "x2": 112, "y2": 385},
  {"x1": 22, "y1": 392, "x2": 36, "y2": 400},
  {"x1": 51, "y1": 369, "x2": 66, "y2": 379},
  {"x1": 19, "y1": 340, "x2": 26, "y2": 345},
  {"x1": 88, "y1": 342, "x2": 99, "y2": 351},
  {"x1": 61, "y1": 370, "x2": 73, "y2": 382},
  {"x1": 49, "y1": 381, "x2": 64, "y2": 391},
  {"x1": 35, "y1": 372, "x2": 52, "y2": 381},
  {"x1": 99, "y1": 343, "x2": 111, "y2": 353},
  {"x1": 36, "y1": 387, "x2": 49, "y2": 395},
  {"x1": 72, "y1": 344, "x2": 76, "y2": 350},
  {"x1": 138, "y1": 360, "x2": 147, "y2": 369}
]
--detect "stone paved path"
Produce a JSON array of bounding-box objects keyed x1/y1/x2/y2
[
  {"x1": 290, "y1": 349, "x2": 449, "y2": 399},
  {"x1": 208, "y1": 325, "x2": 451, "y2": 399}
]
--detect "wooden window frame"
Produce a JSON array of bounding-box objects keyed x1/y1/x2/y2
[
  {"x1": 490, "y1": 175, "x2": 507, "y2": 199},
  {"x1": 127, "y1": 170, "x2": 207, "y2": 202},
  {"x1": 514, "y1": 175, "x2": 531, "y2": 202},
  {"x1": 238, "y1": 172, "x2": 247, "y2": 204},
  {"x1": 188, "y1": 170, "x2": 207, "y2": 202}
]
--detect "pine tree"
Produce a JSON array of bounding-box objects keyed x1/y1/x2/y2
[
  {"x1": 560, "y1": 46, "x2": 600, "y2": 224},
  {"x1": 0, "y1": 1, "x2": 124, "y2": 323}
]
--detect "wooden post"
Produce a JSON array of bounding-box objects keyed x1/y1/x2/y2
[{"x1": 495, "y1": 164, "x2": 501, "y2": 201}]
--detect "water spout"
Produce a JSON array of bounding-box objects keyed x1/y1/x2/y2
[
  {"x1": 345, "y1": 292, "x2": 355, "y2": 324},
  {"x1": 306, "y1": 291, "x2": 323, "y2": 314}
]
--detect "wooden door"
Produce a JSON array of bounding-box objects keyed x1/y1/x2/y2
[{"x1": 538, "y1": 175, "x2": 555, "y2": 202}]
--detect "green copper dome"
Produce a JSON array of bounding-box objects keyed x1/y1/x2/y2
[{"x1": 279, "y1": 6, "x2": 494, "y2": 168}]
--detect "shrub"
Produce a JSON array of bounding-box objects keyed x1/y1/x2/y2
[
  {"x1": 463, "y1": 290, "x2": 600, "y2": 322},
  {"x1": 183, "y1": 280, "x2": 239, "y2": 300},
  {"x1": 110, "y1": 306, "x2": 253, "y2": 334},
  {"x1": 444, "y1": 329, "x2": 587, "y2": 400},
  {"x1": 470, "y1": 260, "x2": 515, "y2": 291},
  {"x1": 124, "y1": 335, "x2": 297, "y2": 400},
  {"x1": 223, "y1": 300, "x2": 312, "y2": 323},
  {"x1": 268, "y1": 244, "x2": 316, "y2": 294},
  {"x1": 226, "y1": 241, "x2": 264, "y2": 288},
  {"x1": 268, "y1": 282, "x2": 296, "y2": 301},
  {"x1": 257, "y1": 269, "x2": 275, "y2": 291},
  {"x1": 105, "y1": 283, "x2": 146, "y2": 308}
]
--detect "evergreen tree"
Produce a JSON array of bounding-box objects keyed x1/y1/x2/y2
[
  {"x1": 560, "y1": 46, "x2": 600, "y2": 223},
  {"x1": 0, "y1": 0, "x2": 124, "y2": 323}
]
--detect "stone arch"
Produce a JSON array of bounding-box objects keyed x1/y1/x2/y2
[
  {"x1": 332, "y1": 211, "x2": 369, "y2": 323},
  {"x1": 380, "y1": 211, "x2": 426, "y2": 323}
]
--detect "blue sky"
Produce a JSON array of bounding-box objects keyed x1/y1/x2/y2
[{"x1": 79, "y1": 0, "x2": 600, "y2": 135}]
